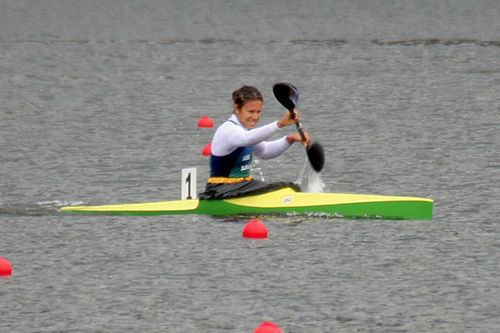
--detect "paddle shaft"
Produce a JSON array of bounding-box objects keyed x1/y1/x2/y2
[
  {"x1": 289, "y1": 110, "x2": 307, "y2": 143},
  {"x1": 273, "y1": 82, "x2": 325, "y2": 172},
  {"x1": 288, "y1": 103, "x2": 325, "y2": 173}
]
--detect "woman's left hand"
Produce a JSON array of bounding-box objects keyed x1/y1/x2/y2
[{"x1": 277, "y1": 109, "x2": 300, "y2": 128}]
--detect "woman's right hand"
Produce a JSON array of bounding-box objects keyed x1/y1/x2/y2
[{"x1": 286, "y1": 132, "x2": 311, "y2": 146}]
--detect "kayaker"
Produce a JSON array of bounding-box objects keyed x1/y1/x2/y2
[{"x1": 199, "y1": 85, "x2": 310, "y2": 199}]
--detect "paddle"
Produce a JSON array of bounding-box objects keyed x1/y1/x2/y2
[{"x1": 273, "y1": 82, "x2": 325, "y2": 172}]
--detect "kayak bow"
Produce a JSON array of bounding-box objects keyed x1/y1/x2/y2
[{"x1": 61, "y1": 187, "x2": 433, "y2": 219}]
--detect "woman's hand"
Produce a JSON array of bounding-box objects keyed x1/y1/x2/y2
[
  {"x1": 277, "y1": 109, "x2": 300, "y2": 128},
  {"x1": 286, "y1": 132, "x2": 311, "y2": 146}
]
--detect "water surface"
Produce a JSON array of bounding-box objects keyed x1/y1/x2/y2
[{"x1": 1, "y1": 1, "x2": 498, "y2": 332}]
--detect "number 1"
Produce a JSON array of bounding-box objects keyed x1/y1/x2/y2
[{"x1": 185, "y1": 172, "x2": 192, "y2": 199}]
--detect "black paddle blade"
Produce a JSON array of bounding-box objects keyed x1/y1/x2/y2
[
  {"x1": 306, "y1": 141, "x2": 325, "y2": 172},
  {"x1": 273, "y1": 82, "x2": 299, "y2": 111}
]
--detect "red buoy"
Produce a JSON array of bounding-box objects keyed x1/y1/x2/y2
[
  {"x1": 0, "y1": 256, "x2": 12, "y2": 278},
  {"x1": 198, "y1": 116, "x2": 214, "y2": 128},
  {"x1": 254, "y1": 321, "x2": 283, "y2": 333},
  {"x1": 242, "y1": 219, "x2": 268, "y2": 239},
  {"x1": 202, "y1": 143, "x2": 211, "y2": 156}
]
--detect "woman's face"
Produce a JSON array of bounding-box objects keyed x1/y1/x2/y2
[{"x1": 235, "y1": 100, "x2": 263, "y2": 129}]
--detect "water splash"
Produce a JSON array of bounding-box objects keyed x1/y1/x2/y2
[
  {"x1": 296, "y1": 158, "x2": 327, "y2": 193},
  {"x1": 252, "y1": 159, "x2": 265, "y2": 182},
  {"x1": 252, "y1": 158, "x2": 326, "y2": 191}
]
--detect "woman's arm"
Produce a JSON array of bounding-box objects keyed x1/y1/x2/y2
[
  {"x1": 211, "y1": 120, "x2": 280, "y2": 156},
  {"x1": 253, "y1": 131, "x2": 310, "y2": 159},
  {"x1": 253, "y1": 137, "x2": 291, "y2": 159}
]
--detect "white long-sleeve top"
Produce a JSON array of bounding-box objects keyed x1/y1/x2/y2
[{"x1": 211, "y1": 114, "x2": 291, "y2": 159}]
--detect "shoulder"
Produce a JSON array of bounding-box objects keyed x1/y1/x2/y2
[
  {"x1": 217, "y1": 117, "x2": 243, "y2": 134},
  {"x1": 213, "y1": 117, "x2": 241, "y2": 141}
]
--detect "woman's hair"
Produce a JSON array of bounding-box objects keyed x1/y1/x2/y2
[{"x1": 232, "y1": 86, "x2": 263, "y2": 110}]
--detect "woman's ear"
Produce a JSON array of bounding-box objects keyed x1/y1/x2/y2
[{"x1": 234, "y1": 104, "x2": 239, "y2": 114}]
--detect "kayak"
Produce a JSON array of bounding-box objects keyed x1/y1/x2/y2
[{"x1": 61, "y1": 187, "x2": 433, "y2": 219}]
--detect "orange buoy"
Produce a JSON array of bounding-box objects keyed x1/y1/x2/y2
[
  {"x1": 198, "y1": 116, "x2": 214, "y2": 128},
  {"x1": 242, "y1": 219, "x2": 268, "y2": 239},
  {"x1": 0, "y1": 256, "x2": 12, "y2": 278},
  {"x1": 202, "y1": 143, "x2": 211, "y2": 156},
  {"x1": 254, "y1": 321, "x2": 283, "y2": 333}
]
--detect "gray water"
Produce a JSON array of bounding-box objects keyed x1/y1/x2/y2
[{"x1": 1, "y1": 1, "x2": 499, "y2": 332}]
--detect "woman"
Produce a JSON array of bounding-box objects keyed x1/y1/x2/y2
[{"x1": 199, "y1": 85, "x2": 310, "y2": 199}]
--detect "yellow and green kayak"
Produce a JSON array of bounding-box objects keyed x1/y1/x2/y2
[{"x1": 61, "y1": 187, "x2": 433, "y2": 219}]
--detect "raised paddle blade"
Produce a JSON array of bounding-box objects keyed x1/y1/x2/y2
[
  {"x1": 307, "y1": 141, "x2": 325, "y2": 172},
  {"x1": 273, "y1": 83, "x2": 299, "y2": 111}
]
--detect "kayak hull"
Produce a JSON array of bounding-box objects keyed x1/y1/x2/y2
[{"x1": 62, "y1": 187, "x2": 433, "y2": 220}]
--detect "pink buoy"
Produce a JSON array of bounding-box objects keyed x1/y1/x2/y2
[
  {"x1": 198, "y1": 116, "x2": 214, "y2": 128},
  {"x1": 202, "y1": 143, "x2": 211, "y2": 156},
  {"x1": 242, "y1": 219, "x2": 268, "y2": 239},
  {"x1": 254, "y1": 321, "x2": 283, "y2": 333},
  {"x1": 0, "y1": 256, "x2": 12, "y2": 278}
]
